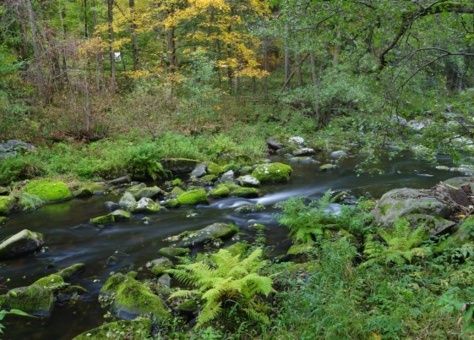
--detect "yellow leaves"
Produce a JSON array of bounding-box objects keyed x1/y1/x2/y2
[{"x1": 78, "y1": 37, "x2": 108, "y2": 57}]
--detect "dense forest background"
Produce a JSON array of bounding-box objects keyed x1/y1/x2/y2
[{"x1": 0, "y1": 0, "x2": 473, "y2": 170}]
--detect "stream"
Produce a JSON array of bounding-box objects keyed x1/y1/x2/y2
[{"x1": 0, "y1": 157, "x2": 457, "y2": 339}]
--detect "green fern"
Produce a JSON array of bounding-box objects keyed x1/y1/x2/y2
[
  {"x1": 168, "y1": 248, "x2": 273, "y2": 328},
  {"x1": 364, "y1": 219, "x2": 431, "y2": 265}
]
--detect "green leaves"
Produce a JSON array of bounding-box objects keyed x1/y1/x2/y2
[{"x1": 169, "y1": 248, "x2": 272, "y2": 328}]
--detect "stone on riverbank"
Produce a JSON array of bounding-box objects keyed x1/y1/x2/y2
[
  {"x1": 176, "y1": 188, "x2": 207, "y2": 205},
  {"x1": 169, "y1": 222, "x2": 238, "y2": 247},
  {"x1": 127, "y1": 183, "x2": 163, "y2": 200},
  {"x1": 135, "y1": 197, "x2": 161, "y2": 213},
  {"x1": 158, "y1": 247, "x2": 190, "y2": 258},
  {"x1": 237, "y1": 175, "x2": 260, "y2": 187},
  {"x1": 119, "y1": 192, "x2": 137, "y2": 211},
  {"x1": 23, "y1": 179, "x2": 72, "y2": 203},
  {"x1": 162, "y1": 158, "x2": 199, "y2": 175},
  {"x1": 100, "y1": 272, "x2": 170, "y2": 321},
  {"x1": 252, "y1": 162, "x2": 292, "y2": 184},
  {"x1": 0, "y1": 229, "x2": 44, "y2": 259},
  {"x1": 146, "y1": 257, "x2": 173, "y2": 275}
]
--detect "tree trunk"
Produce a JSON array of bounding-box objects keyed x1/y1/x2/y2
[
  {"x1": 166, "y1": 28, "x2": 177, "y2": 72},
  {"x1": 107, "y1": 0, "x2": 116, "y2": 91},
  {"x1": 284, "y1": 22, "x2": 291, "y2": 89},
  {"x1": 129, "y1": 0, "x2": 139, "y2": 71},
  {"x1": 310, "y1": 53, "x2": 321, "y2": 123}
]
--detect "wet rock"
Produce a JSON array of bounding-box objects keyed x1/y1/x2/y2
[
  {"x1": 73, "y1": 318, "x2": 152, "y2": 340},
  {"x1": 0, "y1": 283, "x2": 54, "y2": 317},
  {"x1": 206, "y1": 162, "x2": 225, "y2": 175},
  {"x1": 73, "y1": 187, "x2": 93, "y2": 198},
  {"x1": 219, "y1": 170, "x2": 235, "y2": 183},
  {"x1": 443, "y1": 176, "x2": 474, "y2": 192},
  {"x1": 157, "y1": 274, "x2": 171, "y2": 288},
  {"x1": 57, "y1": 263, "x2": 86, "y2": 279},
  {"x1": 234, "y1": 203, "x2": 265, "y2": 214},
  {"x1": 162, "y1": 158, "x2": 199, "y2": 175},
  {"x1": 288, "y1": 136, "x2": 305, "y2": 146},
  {"x1": 232, "y1": 187, "x2": 260, "y2": 198},
  {"x1": 292, "y1": 147, "x2": 315, "y2": 157},
  {"x1": 330, "y1": 150, "x2": 348, "y2": 160},
  {"x1": 191, "y1": 163, "x2": 207, "y2": 178},
  {"x1": 176, "y1": 188, "x2": 207, "y2": 206},
  {"x1": 105, "y1": 201, "x2": 120, "y2": 211},
  {"x1": 170, "y1": 222, "x2": 239, "y2": 247},
  {"x1": 0, "y1": 229, "x2": 44, "y2": 259},
  {"x1": 23, "y1": 179, "x2": 72, "y2": 203},
  {"x1": 119, "y1": 192, "x2": 137, "y2": 211},
  {"x1": 288, "y1": 156, "x2": 318, "y2": 165},
  {"x1": 90, "y1": 214, "x2": 115, "y2": 225},
  {"x1": 110, "y1": 209, "x2": 132, "y2": 221},
  {"x1": 158, "y1": 247, "x2": 190, "y2": 258},
  {"x1": 146, "y1": 257, "x2": 173, "y2": 275},
  {"x1": 108, "y1": 175, "x2": 131, "y2": 186},
  {"x1": 435, "y1": 165, "x2": 450, "y2": 171},
  {"x1": 320, "y1": 163, "x2": 338, "y2": 171},
  {"x1": 209, "y1": 184, "x2": 231, "y2": 198},
  {"x1": 237, "y1": 175, "x2": 260, "y2": 187},
  {"x1": 135, "y1": 197, "x2": 161, "y2": 213},
  {"x1": 0, "y1": 216, "x2": 7, "y2": 225},
  {"x1": 0, "y1": 195, "x2": 15, "y2": 215},
  {"x1": 100, "y1": 272, "x2": 170, "y2": 321},
  {"x1": 192, "y1": 174, "x2": 217, "y2": 186},
  {"x1": 127, "y1": 183, "x2": 163, "y2": 200},
  {"x1": 266, "y1": 137, "x2": 283, "y2": 151},
  {"x1": 252, "y1": 162, "x2": 292, "y2": 184}
]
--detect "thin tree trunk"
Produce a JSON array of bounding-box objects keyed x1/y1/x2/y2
[
  {"x1": 83, "y1": 0, "x2": 89, "y2": 37},
  {"x1": 284, "y1": 22, "x2": 291, "y2": 89},
  {"x1": 129, "y1": 0, "x2": 139, "y2": 71},
  {"x1": 310, "y1": 53, "x2": 320, "y2": 122},
  {"x1": 166, "y1": 28, "x2": 177, "y2": 72},
  {"x1": 107, "y1": 0, "x2": 116, "y2": 91}
]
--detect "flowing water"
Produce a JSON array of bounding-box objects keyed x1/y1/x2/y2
[{"x1": 0, "y1": 157, "x2": 457, "y2": 339}]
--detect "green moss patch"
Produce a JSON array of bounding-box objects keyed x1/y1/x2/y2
[
  {"x1": 23, "y1": 179, "x2": 72, "y2": 203},
  {"x1": 0, "y1": 195, "x2": 15, "y2": 215},
  {"x1": 73, "y1": 318, "x2": 152, "y2": 340},
  {"x1": 252, "y1": 162, "x2": 292, "y2": 183},
  {"x1": 176, "y1": 188, "x2": 208, "y2": 205}
]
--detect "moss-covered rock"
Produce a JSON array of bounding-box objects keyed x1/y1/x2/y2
[
  {"x1": 100, "y1": 272, "x2": 170, "y2": 321},
  {"x1": 0, "y1": 216, "x2": 7, "y2": 225},
  {"x1": 127, "y1": 183, "x2": 163, "y2": 200},
  {"x1": 33, "y1": 274, "x2": 67, "y2": 291},
  {"x1": 206, "y1": 162, "x2": 225, "y2": 175},
  {"x1": 320, "y1": 163, "x2": 338, "y2": 171},
  {"x1": 90, "y1": 214, "x2": 115, "y2": 225},
  {"x1": 164, "y1": 198, "x2": 180, "y2": 208},
  {"x1": 23, "y1": 179, "x2": 72, "y2": 203},
  {"x1": 0, "y1": 284, "x2": 54, "y2": 317},
  {"x1": 234, "y1": 203, "x2": 265, "y2": 214},
  {"x1": 171, "y1": 222, "x2": 239, "y2": 247},
  {"x1": 158, "y1": 247, "x2": 190, "y2": 258},
  {"x1": 73, "y1": 318, "x2": 152, "y2": 340},
  {"x1": 209, "y1": 183, "x2": 231, "y2": 198},
  {"x1": 193, "y1": 174, "x2": 217, "y2": 186},
  {"x1": 170, "y1": 186, "x2": 185, "y2": 197},
  {"x1": 57, "y1": 263, "x2": 86, "y2": 279},
  {"x1": 176, "y1": 188, "x2": 208, "y2": 205},
  {"x1": 119, "y1": 192, "x2": 137, "y2": 211},
  {"x1": 0, "y1": 229, "x2": 44, "y2": 259},
  {"x1": 171, "y1": 178, "x2": 184, "y2": 187},
  {"x1": 0, "y1": 195, "x2": 15, "y2": 215},
  {"x1": 135, "y1": 197, "x2": 161, "y2": 213},
  {"x1": 162, "y1": 158, "x2": 200, "y2": 174},
  {"x1": 231, "y1": 186, "x2": 260, "y2": 198},
  {"x1": 252, "y1": 162, "x2": 292, "y2": 184},
  {"x1": 146, "y1": 257, "x2": 173, "y2": 275},
  {"x1": 111, "y1": 209, "x2": 132, "y2": 221}
]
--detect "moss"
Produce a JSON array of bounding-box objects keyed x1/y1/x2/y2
[
  {"x1": 90, "y1": 214, "x2": 115, "y2": 225},
  {"x1": 177, "y1": 222, "x2": 239, "y2": 247},
  {"x1": 176, "y1": 188, "x2": 208, "y2": 205},
  {"x1": 209, "y1": 183, "x2": 231, "y2": 198},
  {"x1": 0, "y1": 284, "x2": 54, "y2": 317},
  {"x1": 158, "y1": 247, "x2": 190, "y2": 258},
  {"x1": 101, "y1": 273, "x2": 170, "y2": 321},
  {"x1": 0, "y1": 195, "x2": 14, "y2": 215},
  {"x1": 0, "y1": 216, "x2": 7, "y2": 225},
  {"x1": 194, "y1": 174, "x2": 217, "y2": 185},
  {"x1": 171, "y1": 178, "x2": 184, "y2": 187},
  {"x1": 57, "y1": 263, "x2": 86, "y2": 279},
  {"x1": 23, "y1": 179, "x2": 72, "y2": 203},
  {"x1": 33, "y1": 274, "x2": 67, "y2": 291},
  {"x1": 225, "y1": 242, "x2": 250, "y2": 256},
  {"x1": 147, "y1": 258, "x2": 173, "y2": 276},
  {"x1": 73, "y1": 318, "x2": 152, "y2": 340},
  {"x1": 176, "y1": 299, "x2": 199, "y2": 313},
  {"x1": 164, "y1": 198, "x2": 180, "y2": 208},
  {"x1": 231, "y1": 186, "x2": 260, "y2": 198},
  {"x1": 252, "y1": 162, "x2": 292, "y2": 183},
  {"x1": 170, "y1": 186, "x2": 185, "y2": 197},
  {"x1": 111, "y1": 209, "x2": 132, "y2": 221},
  {"x1": 207, "y1": 162, "x2": 225, "y2": 175}
]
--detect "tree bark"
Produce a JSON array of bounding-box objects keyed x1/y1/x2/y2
[
  {"x1": 129, "y1": 0, "x2": 139, "y2": 71},
  {"x1": 107, "y1": 0, "x2": 116, "y2": 91}
]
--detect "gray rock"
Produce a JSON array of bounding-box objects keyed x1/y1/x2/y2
[
  {"x1": 135, "y1": 197, "x2": 161, "y2": 213},
  {"x1": 292, "y1": 147, "x2": 315, "y2": 156},
  {"x1": 236, "y1": 175, "x2": 260, "y2": 187},
  {"x1": 105, "y1": 201, "x2": 120, "y2": 211},
  {"x1": 435, "y1": 165, "x2": 450, "y2": 171},
  {"x1": 0, "y1": 229, "x2": 44, "y2": 259},
  {"x1": 127, "y1": 184, "x2": 163, "y2": 199},
  {"x1": 407, "y1": 119, "x2": 428, "y2": 131},
  {"x1": 219, "y1": 170, "x2": 235, "y2": 183},
  {"x1": 234, "y1": 203, "x2": 265, "y2": 214},
  {"x1": 119, "y1": 192, "x2": 137, "y2": 211},
  {"x1": 373, "y1": 188, "x2": 456, "y2": 234},
  {"x1": 330, "y1": 150, "x2": 347, "y2": 160},
  {"x1": 0, "y1": 140, "x2": 35, "y2": 160},
  {"x1": 266, "y1": 138, "x2": 283, "y2": 150},
  {"x1": 168, "y1": 223, "x2": 239, "y2": 247},
  {"x1": 443, "y1": 176, "x2": 474, "y2": 192},
  {"x1": 191, "y1": 163, "x2": 207, "y2": 178},
  {"x1": 162, "y1": 158, "x2": 200, "y2": 174},
  {"x1": 157, "y1": 274, "x2": 171, "y2": 288},
  {"x1": 320, "y1": 163, "x2": 338, "y2": 171},
  {"x1": 146, "y1": 257, "x2": 173, "y2": 275},
  {"x1": 288, "y1": 136, "x2": 305, "y2": 146},
  {"x1": 107, "y1": 175, "x2": 131, "y2": 186},
  {"x1": 288, "y1": 156, "x2": 318, "y2": 164}
]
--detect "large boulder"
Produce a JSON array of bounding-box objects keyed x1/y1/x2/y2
[
  {"x1": 0, "y1": 140, "x2": 35, "y2": 160},
  {"x1": 252, "y1": 162, "x2": 292, "y2": 184},
  {"x1": 373, "y1": 181, "x2": 473, "y2": 234},
  {"x1": 0, "y1": 229, "x2": 44, "y2": 259},
  {"x1": 119, "y1": 192, "x2": 137, "y2": 211},
  {"x1": 100, "y1": 272, "x2": 170, "y2": 321},
  {"x1": 443, "y1": 176, "x2": 474, "y2": 192},
  {"x1": 135, "y1": 197, "x2": 161, "y2": 213},
  {"x1": 127, "y1": 183, "x2": 163, "y2": 200},
  {"x1": 73, "y1": 318, "x2": 152, "y2": 340},
  {"x1": 23, "y1": 179, "x2": 72, "y2": 203},
  {"x1": 176, "y1": 188, "x2": 207, "y2": 206},
  {"x1": 162, "y1": 158, "x2": 200, "y2": 175},
  {"x1": 167, "y1": 222, "x2": 238, "y2": 247}
]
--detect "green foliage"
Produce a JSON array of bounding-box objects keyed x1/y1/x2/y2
[
  {"x1": 169, "y1": 248, "x2": 273, "y2": 328},
  {"x1": 23, "y1": 179, "x2": 72, "y2": 202}
]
